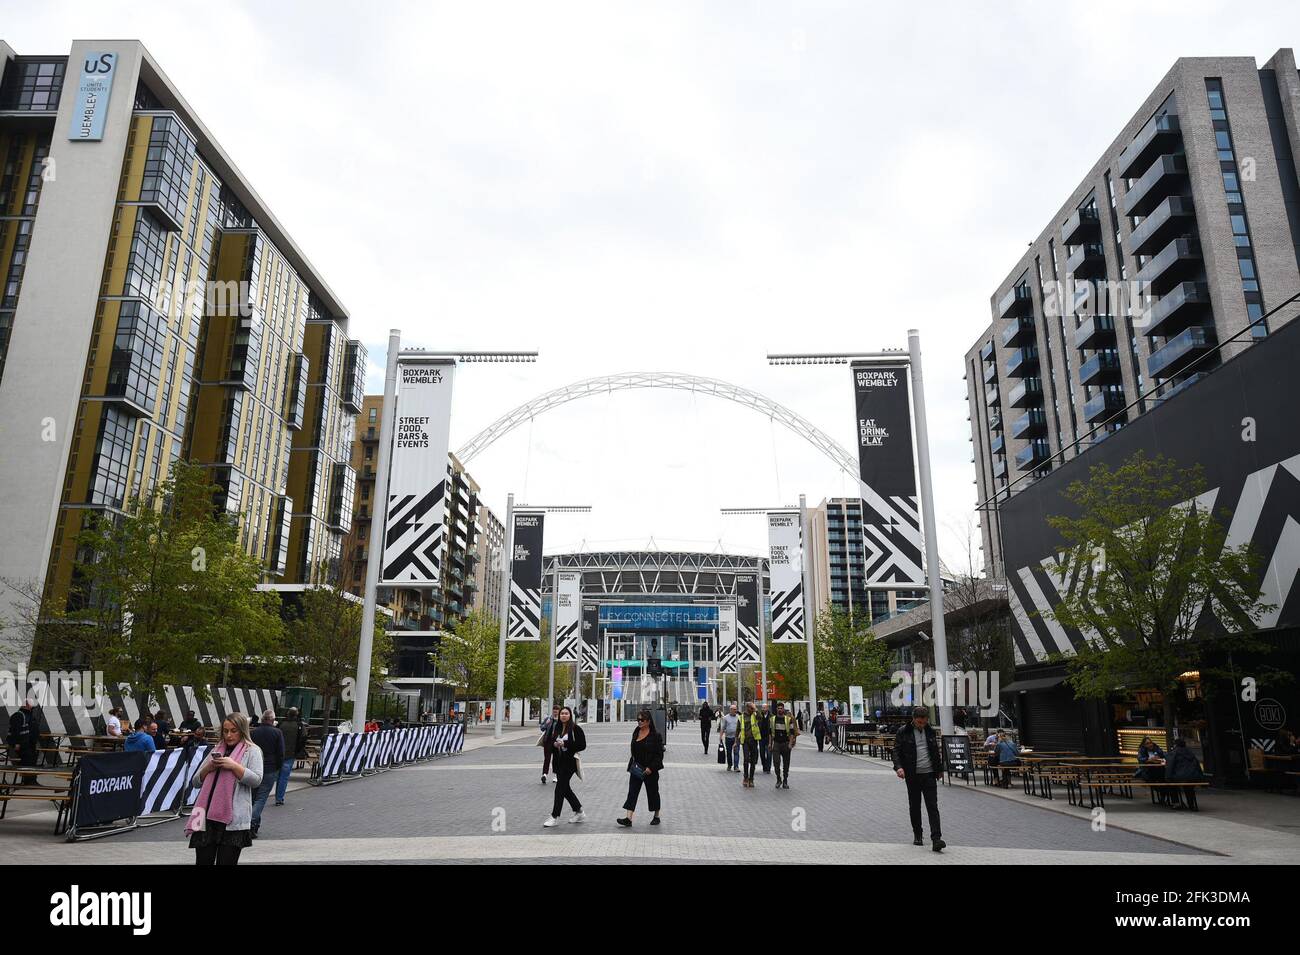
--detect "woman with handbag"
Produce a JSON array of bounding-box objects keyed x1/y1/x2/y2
[
  {"x1": 185, "y1": 712, "x2": 264, "y2": 866},
  {"x1": 543, "y1": 706, "x2": 586, "y2": 828},
  {"x1": 617, "y1": 710, "x2": 665, "y2": 828}
]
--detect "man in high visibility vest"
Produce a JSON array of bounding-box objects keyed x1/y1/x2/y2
[
  {"x1": 738, "y1": 703, "x2": 762, "y2": 788},
  {"x1": 769, "y1": 701, "x2": 799, "y2": 789}
]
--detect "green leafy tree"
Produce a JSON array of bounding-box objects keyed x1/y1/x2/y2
[
  {"x1": 46, "y1": 461, "x2": 283, "y2": 708},
  {"x1": 1044, "y1": 452, "x2": 1277, "y2": 735},
  {"x1": 809, "y1": 608, "x2": 895, "y2": 702},
  {"x1": 433, "y1": 609, "x2": 503, "y2": 703},
  {"x1": 767, "y1": 640, "x2": 808, "y2": 701}
]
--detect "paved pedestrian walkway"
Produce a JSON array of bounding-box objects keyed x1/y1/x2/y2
[{"x1": 2, "y1": 722, "x2": 1249, "y2": 864}]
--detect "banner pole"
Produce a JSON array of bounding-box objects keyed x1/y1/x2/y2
[
  {"x1": 355, "y1": 328, "x2": 400, "y2": 732},
  {"x1": 757, "y1": 556, "x2": 768, "y2": 707},
  {"x1": 493, "y1": 492, "x2": 514, "y2": 739},
  {"x1": 908, "y1": 329, "x2": 952, "y2": 735},
  {"x1": 547, "y1": 558, "x2": 557, "y2": 711},
  {"x1": 800, "y1": 493, "x2": 817, "y2": 720}
]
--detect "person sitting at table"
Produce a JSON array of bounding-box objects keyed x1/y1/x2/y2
[
  {"x1": 1276, "y1": 729, "x2": 1297, "y2": 757},
  {"x1": 179, "y1": 710, "x2": 201, "y2": 734},
  {"x1": 182, "y1": 725, "x2": 208, "y2": 759},
  {"x1": 993, "y1": 732, "x2": 1021, "y2": 787},
  {"x1": 155, "y1": 710, "x2": 173, "y2": 740},
  {"x1": 150, "y1": 720, "x2": 169, "y2": 750},
  {"x1": 124, "y1": 718, "x2": 157, "y2": 753},
  {"x1": 1166, "y1": 737, "x2": 1203, "y2": 808},
  {"x1": 104, "y1": 706, "x2": 123, "y2": 738},
  {"x1": 984, "y1": 730, "x2": 999, "y2": 748},
  {"x1": 1136, "y1": 736, "x2": 1166, "y2": 780}
]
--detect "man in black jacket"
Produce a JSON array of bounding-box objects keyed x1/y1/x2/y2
[
  {"x1": 757, "y1": 704, "x2": 772, "y2": 774},
  {"x1": 892, "y1": 705, "x2": 945, "y2": 852},
  {"x1": 250, "y1": 710, "x2": 285, "y2": 839},
  {"x1": 698, "y1": 702, "x2": 714, "y2": 755}
]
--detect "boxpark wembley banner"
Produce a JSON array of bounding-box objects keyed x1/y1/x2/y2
[
  {"x1": 717, "y1": 603, "x2": 738, "y2": 674},
  {"x1": 380, "y1": 359, "x2": 456, "y2": 585},
  {"x1": 581, "y1": 601, "x2": 601, "y2": 673},
  {"x1": 554, "y1": 570, "x2": 581, "y2": 662},
  {"x1": 852, "y1": 362, "x2": 924, "y2": 586},
  {"x1": 69, "y1": 743, "x2": 214, "y2": 839},
  {"x1": 734, "y1": 572, "x2": 762, "y2": 666},
  {"x1": 507, "y1": 511, "x2": 545, "y2": 641},
  {"x1": 767, "y1": 511, "x2": 806, "y2": 643},
  {"x1": 1000, "y1": 317, "x2": 1300, "y2": 671}
]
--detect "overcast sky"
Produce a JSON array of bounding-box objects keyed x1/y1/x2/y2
[{"x1": 9, "y1": 1, "x2": 1300, "y2": 568}]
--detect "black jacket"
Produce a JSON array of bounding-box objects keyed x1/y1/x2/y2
[
  {"x1": 252, "y1": 723, "x2": 285, "y2": 773},
  {"x1": 892, "y1": 723, "x2": 943, "y2": 778},
  {"x1": 279, "y1": 718, "x2": 309, "y2": 759},
  {"x1": 629, "y1": 727, "x2": 665, "y2": 773},
  {"x1": 1167, "y1": 746, "x2": 1203, "y2": 782},
  {"x1": 757, "y1": 711, "x2": 771, "y2": 740},
  {"x1": 698, "y1": 704, "x2": 714, "y2": 726},
  {"x1": 548, "y1": 722, "x2": 586, "y2": 770}
]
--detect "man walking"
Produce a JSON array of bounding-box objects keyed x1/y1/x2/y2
[
  {"x1": 539, "y1": 704, "x2": 559, "y2": 783},
  {"x1": 719, "y1": 704, "x2": 740, "y2": 773},
  {"x1": 6, "y1": 698, "x2": 39, "y2": 783},
  {"x1": 770, "y1": 701, "x2": 798, "y2": 789},
  {"x1": 757, "y1": 703, "x2": 772, "y2": 774},
  {"x1": 276, "y1": 707, "x2": 308, "y2": 806},
  {"x1": 738, "y1": 702, "x2": 762, "y2": 788},
  {"x1": 892, "y1": 705, "x2": 945, "y2": 853},
  {"x1": 698, "y1": 701, "x2": 715, "y2": 754},
  {"x1": 250, "y1": 709, "x2": 285, "y2": 839},
  {"x1": 812, "y1": 706, "x2": 827, "y2": 752}
]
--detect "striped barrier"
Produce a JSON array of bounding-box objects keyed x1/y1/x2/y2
[
  {"x1": 66, "y1": 743, "x2": 214, "y2": 841},
  {"x1": 2, "y1": 683, "x2": 279, "y2": 739},
  {"x1": 312, "y1": 723, "x2": 465, "y2": 785}
]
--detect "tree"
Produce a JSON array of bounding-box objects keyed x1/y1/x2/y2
[
  {"x1": 282, "y1": 573, "x2": 391, "y2": 722},
  {"x1": 39, "y1": 461, "x2": 284, "y2": 708},
  {"x1": 1044, "y1": 452, "x2": 1275, "y2": 736},
  {"x1": 809, "y1": 609, "x2": 894, "y2": 703},
  {"x1": 433, "y1": 609, "x2": 502, "y2": 703},
  {"x1": 767, "y1": 640, "x2": 808, "y2": 700}
]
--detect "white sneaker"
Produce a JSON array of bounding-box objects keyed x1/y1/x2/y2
[
  {"x1": 543, "y1": 816, "x2": 560, "y2": 828},
  {"x1": 550, "y1": 773, "x2": 557, "y2": 783},
  {"x1": 568, "y1": 810, "x2": 586, "y2": 824},
  {"x1": 540, "y1": 773, "x2": 547, "y2": 783}
]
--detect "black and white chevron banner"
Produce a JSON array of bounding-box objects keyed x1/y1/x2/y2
[
  {"x1": 852, "y1": 362, "x2": 925, "y2": 587},
  {"x1": 553, "y1": 571, "x2": 581, "y2": 662},
  {"x1": 580, "y1": 602, "x2": 601, "y2": 673},
  {"x1": 2, "y1": 684, "x2": 279, "y2": 739},
  {"x1": 508, "y1": 511, "x2": 545, "y2": 642},
  {"x1": 767, "y1": 511, "x2": 807, "y2": 643},
  {"x1": 734, "y1": 572, "x2": 762, "y2": 665},
  {"x1": 717, "y1": 603, "x2": 738, "y2": 674},
  {"x1": 379, "y1": 358, "x2": 456, "y2": 586}
]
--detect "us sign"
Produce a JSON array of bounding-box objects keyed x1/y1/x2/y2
[{"x1": 69, "y1": 52, "x2": 118, "y2": 141}]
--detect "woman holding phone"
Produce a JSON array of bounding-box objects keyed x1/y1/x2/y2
[
  {"x1": 186, "y1": 712, "x2": 264, "y2": 865},
  {"x1": 543, "y1": 705, "x2": 586, "y2": 828},
  {"x1": 617, "y1": 710, "x2": 664, "y2": 827}
]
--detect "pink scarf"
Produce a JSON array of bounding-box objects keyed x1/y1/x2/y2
[{"x1": 188, "y1": 740, "x2": 246, "y2": 830}]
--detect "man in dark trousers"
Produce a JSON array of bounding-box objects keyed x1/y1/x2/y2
[
  {"x1": 812, "y1": 706, "x2": 827, "y2": 752},
  {"x1": 250, "y1": 709, "x2": 285, "y2": 839},
  {"x1": 757, "y1": 703, "x2": 773, "y2": 773},
  {"x1": 698, "y1": 701, "x2": 715, "y2": 755},
  {"x1": 7, "y1": 698, "x2": 39, "y2": 783},
  {"x1": 893, "y1": 705, "x2": 945, "y2": 852}
]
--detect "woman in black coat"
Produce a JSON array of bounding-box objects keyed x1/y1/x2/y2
[
  {"x1": 617, "y1": 710, "x2": 665, "y2": 827},
  {"x1": 543, "y1": 706, "x2": 587, "y2": 827}
]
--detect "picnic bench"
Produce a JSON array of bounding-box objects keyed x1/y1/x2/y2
[{"x1": 0, "y1": 768, "x2": 74, "y2": 834}]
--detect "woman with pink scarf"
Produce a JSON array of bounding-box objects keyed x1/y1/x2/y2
[{"x1": 186, "y1": 712, "x2": 264, "y2": 865}]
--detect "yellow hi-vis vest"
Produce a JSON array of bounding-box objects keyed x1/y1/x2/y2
[{"x1": 739, "y1": 713, "x2": 762, "y2": 743}]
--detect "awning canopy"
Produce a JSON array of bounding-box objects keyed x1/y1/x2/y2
[{"x1": 1000, "y1": 675, "x2": 1066, "y2": 694}]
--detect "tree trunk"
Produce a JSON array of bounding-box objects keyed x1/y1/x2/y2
[{"x1": 1163, "y1": 690, "x2": 1177, "y2": 744}]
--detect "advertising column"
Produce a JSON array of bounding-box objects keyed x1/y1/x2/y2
[
  {"x1": 507, "y1": 512, "x2": 545, "y2": 641},
  {"x1": 767, "y1": 511, "x2": 807, "y2": 643}
]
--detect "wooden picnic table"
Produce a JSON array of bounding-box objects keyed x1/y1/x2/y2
[{"x1": 0, "y1": 767, "x2": 74, "y2": 834}]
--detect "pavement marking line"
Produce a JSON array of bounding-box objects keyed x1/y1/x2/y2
[
  {"x1": 18, "y1": 833, "x2": 1224, "y2": 866},
  {"x1": 399, "y1": 761, "x2": 893, "y2": 775}
]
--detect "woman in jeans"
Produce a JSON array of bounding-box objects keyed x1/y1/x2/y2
[
  {"x1": 543, "y1": 706, "x2": 587, "y2": 828},
  {"x1": 617, "y1": 710, "x2": 665, "y2": 827},
  {"x1": 186, "y1": 712, "x2": 264, "y2": 865}
]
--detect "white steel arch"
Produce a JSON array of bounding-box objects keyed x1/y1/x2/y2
[{"x1": 455, "y1": 371, "x2": 858, "y2": 477}]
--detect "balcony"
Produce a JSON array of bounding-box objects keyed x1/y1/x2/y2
[
  {"x1": 989, "y1": 434, "x2": 1005, "y2": 455},
  {"x1": 1128, "y1": 195, "x2": 1196, "y2": 257},
  {"x1": 1015, "y1": 439, "x2": 1051, "y2": 471},
  {"x1": 1005, "y1": 345, "x2": 1039, "y2": 378},
  {"x1": 1135, "y1": 238, "x2": 1201, "y2": 297},
  {"x1": 1001, "y1": 314, "x2": 1036, "y2": 347},
  {"x1": 1154, "y1": 371, "x2": 1208, "y2": 405},
  {"x1": 1075, "y1": 314, "x2": 1116, "y2": 349},
  {"x1": 1147, "y1": 325, "x2": 1215, "y2": 379},
  {"x1": 979, "y1": 340, "x2": 995, "y2": 363},
  {"x1": 988, "y1": 409, "x2": 1002, "y2": 431},
  {"x1": 1061, "y1": 206, "x2": 1101, "y2": 246},
  {"x1": 992, "y1": 458, "x2": 1008, "y2": 479},
  {"x1": 1011, "y1": 408, "x2": 1047, "y2": 439},
  {"x1": 1118, "y1": 113, "x2": 1182, "y2": 180},
  {"x1": 985, "y1": 384, "x2": 1000, "y2": 407},
  {"x1": 1079, "y1": 350, "x2": 1122, "y2": 385},
  {"x1": 1066, "y1": 242, "x2": 1106, "y2": 279},
  {"x1": 982, "y1": 361, "x2": 998, "y2": 384},
  {"x1": 1143, "y1": 280, "x2": 1209, "y2": 338},
  {"x1": 998, "y1": 284, "x2": 1034, "y2": 319},
  {"x1": 1122, "y1": 154, "x2": 1189, "y2": 218},
  {"x1": 1007, "y1": 377, "x2": 1043, "y2": 408},
  {"x1": 1083, "y1": 390, "x2": 1126, "y2": 423}
]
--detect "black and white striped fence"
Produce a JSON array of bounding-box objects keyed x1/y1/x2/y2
[
  {"x1": 312, "y1": 723, "x2": 465, "y2": 785},
  {"x1": 139, "y1": 744, "x2": 213, "y2": 816},
  {"x1": 1, "y1": 682, "x2": 278, "y2": 738}
]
